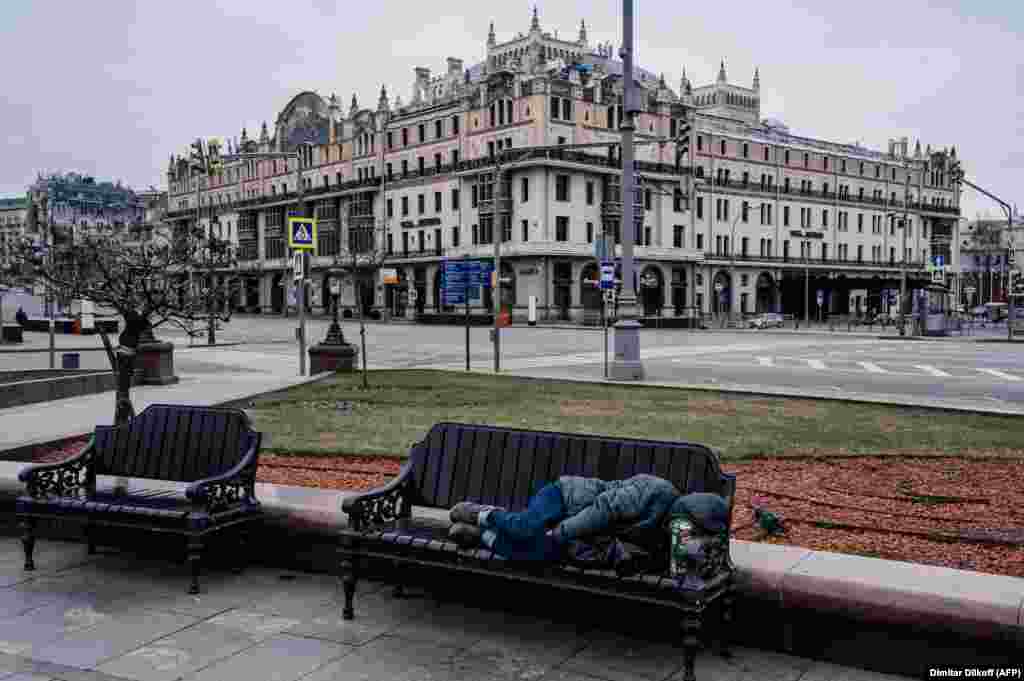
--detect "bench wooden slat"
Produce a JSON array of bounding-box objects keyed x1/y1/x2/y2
[
  {"x1": 518, "y1": 431, "x2": 543, "y2": 509},
  {"x1": 653, "y1": 445, "x2": 672, "y2": 481},
  {"x1": 220, "y1": 411, "x2": 241, "y2": 479},
  {"x1": 495, "y1": 430, "x2": 521, "y2": 510},
  {"x1": 479, "y1": 429, "x2": 507, "y2": 507},
  {"x1": 419, "y1": 425, "x2": 445, "y2": 506},
  {"x1": 633, "y1": 443, "x2": 656, "y2": 476},
  {"x1": 595, "y1": 439, "x2": 615, "y2": 481},
  {"x1": 166, "y1": 409, "x2": 190, "y2": 481},
  {"x1": 450, "y1": 427, "x2": 476, "y2": 506},
  {"x1": 546, "y1": 433, "x2": 569, "y2": 481},
  {"x1": 616, "y1": 440, "x2": 636, "y2": 480},
  {"x1": 684, "y1": 449, "x2": 708, "y2": 495},
  {"x1": 528, "y1": 432, "x2": 556, "y2": 501},
  {"x1": 435, "y1": 423, "x2": 461, "y2": 509},
  {"x1": 184, "y1": 410, "x2": 206, "y2": 482},
  {"x1": 465, "y1": 428, "x2": 488, "y2": 505}
]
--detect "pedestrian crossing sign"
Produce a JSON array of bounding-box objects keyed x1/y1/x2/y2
[{"x1": 288, "y1": 217, "x2": 317, "y2": 251}]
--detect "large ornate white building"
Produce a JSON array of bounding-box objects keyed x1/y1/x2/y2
[{"x1": 164, "y1": 9, "x2": 962, "y2": 322}]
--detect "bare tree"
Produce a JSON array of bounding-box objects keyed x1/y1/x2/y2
[
  {"x1": 17, "y1": 226, "x2": 234, "y2": 423},
  {"x1": 330, "y1": 202, "x2": 390, "y2": 390},
  {"x1": 179, "y1": 230, "x2": 240, "y2": 346}
]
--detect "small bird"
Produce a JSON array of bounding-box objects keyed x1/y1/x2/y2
[{"x1": 752, "y1": 506, "x2": 786, "y2": 536}]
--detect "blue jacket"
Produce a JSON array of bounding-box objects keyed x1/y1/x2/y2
[{"x1": 554, "y1": 474, "x2": 729, "y2": 542}]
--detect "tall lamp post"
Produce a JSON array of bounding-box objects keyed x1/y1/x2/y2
[{"x1": 609, "y1": 0, "x2": 644, "y2": 380}]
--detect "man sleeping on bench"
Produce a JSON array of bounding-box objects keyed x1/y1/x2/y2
[{"x1": 448, "y1": 474, "x2": 729, "y2": 573}]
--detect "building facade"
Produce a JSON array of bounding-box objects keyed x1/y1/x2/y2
[
  {"x1": 26, "y1": 172, "x2": 145, "y2": 244},
  {"x1": 163, "y1": 10, "x2": 962, "y2": 322},
  {"x1": 0, "y1": 197, "x2": 29, "y2": 273}
]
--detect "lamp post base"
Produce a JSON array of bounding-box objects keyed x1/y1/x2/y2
[{"x1": 609, "y1": 319, "x2": 645, "y2": 381}]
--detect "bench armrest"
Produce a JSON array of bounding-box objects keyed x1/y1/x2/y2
[
  {"x1": 341, "y1": 458, "x2": 415, "y2": 532},
  {"x1": 18, "y1": 438, "x2": 96, "y2": 498},
  {"x1": 185, "y1": 435, "x2": 259, "y2": 513}
]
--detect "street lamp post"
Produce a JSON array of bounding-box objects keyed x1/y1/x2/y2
[{"x1": 609, "y1": 0, "x2": 644, "y2": 381}]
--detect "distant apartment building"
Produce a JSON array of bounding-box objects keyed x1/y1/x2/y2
[
  {"x1": 958, "y1": 217, "x2": 1024, "y2": 306},
  {"x1": 163, "y1": 9, "x2": 961, "y2": 321}
]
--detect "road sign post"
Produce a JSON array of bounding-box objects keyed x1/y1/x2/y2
[{"x1": 287, "y1": 217, "x2": 316, "y2": 376}]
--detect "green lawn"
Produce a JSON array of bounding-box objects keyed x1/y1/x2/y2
[{"x1": 235, "y1": 370, "x2": 1024, "y2": 460}]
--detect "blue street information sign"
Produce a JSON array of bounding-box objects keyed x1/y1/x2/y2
[
  {"x1": 600, "y1": 261, "x2": 615, "y2": 290},
  {"x1": 441, "y1": 260, "x2": 495, "y2": 306}
]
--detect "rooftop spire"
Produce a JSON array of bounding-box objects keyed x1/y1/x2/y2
[
  {"x1": 718, "y1": 59, "x2": 727, "y2": 83},
  {"x1": 578, "y1": 19, "x2": 587, "y2": 45},
  {"x1": 914, "y1": 139, "x2": 922, "y2": 158},
  {"x1": 753, "y1": 66, "x2": 760, "y2": 91},
  {"x1": 530, "y1": 5, "x2": 540, "y2": 32},
  {"x1": 488, "y1": 21, "x2": 496, "y2": 47}
]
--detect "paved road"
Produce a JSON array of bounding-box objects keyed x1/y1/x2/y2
[{"x1": 5, "y1": 315, "x2": 1024, "y2": 412}]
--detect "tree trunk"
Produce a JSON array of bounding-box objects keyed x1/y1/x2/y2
[
  {"x1": 358, "y1": 281, "x2": 368, "y2": 389},
  {"x1": 111, "y1": 311, "x2": 151, "y2": 425}
]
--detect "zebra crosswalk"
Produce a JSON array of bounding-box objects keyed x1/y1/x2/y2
[{"x1": 484, "y1": 349, "x2": 1024, "y2": 382}]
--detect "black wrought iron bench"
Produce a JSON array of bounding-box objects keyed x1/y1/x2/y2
[
  {"x1": 17, "y1": 404, "x2": 263, "y2": 594},
  {"x1": 339, "y1": 422, "x2": 736, "y2": 681}
]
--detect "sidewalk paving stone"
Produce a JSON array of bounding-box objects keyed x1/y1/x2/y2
[
  {"x1": 96, "y1": 621, "x2": 263, "y2": 681},
  {"x1": 0, "y1": 540, "x2": 919, "y2": 681},
  {"x1": 175, "y1": 633, "x2": 349, "y2": 681},
  {"x1": 292, "y1": 636, "x2": 464, "y2": 681}
]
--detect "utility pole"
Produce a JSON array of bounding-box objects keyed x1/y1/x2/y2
[
  {"x1": 609, "y1": 0, "x2": 644, "y2": 380},
  {"x1": 901, "y1": 164, "x2": 910, "y2": 336}
]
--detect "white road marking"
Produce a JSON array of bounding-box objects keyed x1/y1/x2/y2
[
  {"x1": 756, "y1": 356, "x2": 773, "y2": 367},
  {"x1": 976, "y1": 368, "x2": 1021, "y2": 381},
  {"x1": 858, "y1": 362, "x2": 887, "y2": 374},
  {"x1": 806, "y1": 359, "x2": 826, "y2": 370},
  {"x1": 915, "y1": 365, "x2": 951, "y2": 378}
]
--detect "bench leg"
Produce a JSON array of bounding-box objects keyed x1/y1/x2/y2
[
  {"x1": 233, "y1": 527, "x2": 249, "y2": 575},
  {"x1": 717, "y1": 589, "x2": 735, "y2": 659},
  {"x1": 681, "y1": 612, "x2": 701, "y2": 681},
  {"x1": 85, "y1": 525, "x2": 96, "y2": 555},
  {"x1": 392, "y1": 559, "x2": 406, "y2": 598},
  {"x1": 339, "y1": 541, "x2": 359, "y2": 620},
  {"x1": 187, "y1": 538, "x2": 203, "y2": 595},
  {"x1": 20, "y1": 518, "x2": 36, "y2": 571}
]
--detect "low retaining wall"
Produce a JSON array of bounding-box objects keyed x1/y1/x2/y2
[
  {"x1": 21, "y1": 318, "x2": 119, "y2": 335},
  {"x1": 0, "y1": 370, "x2": 116, "y2": 409},
  {"x1": 0, "y1": 459, "x2": 1017, "y2": 676}
]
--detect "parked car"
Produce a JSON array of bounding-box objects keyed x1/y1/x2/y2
[{"x1": 748, "y1": 312, "x2": 784, "y2": 329}]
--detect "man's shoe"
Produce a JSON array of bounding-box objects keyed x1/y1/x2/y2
[
  {"x1": 448, "y1": 522, "x2": 483, "y2": 548},
  {"x1": 449, "y1": 502, "x2": 503, "y2": 526}
]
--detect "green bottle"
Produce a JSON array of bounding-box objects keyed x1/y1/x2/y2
[{"x1": 669, "y1": 515, "x2": 694, "y2": 577}]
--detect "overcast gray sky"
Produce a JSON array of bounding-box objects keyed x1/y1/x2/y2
[{"x1": 1, "y1": 0, "x2": 1020, "y2": 219}]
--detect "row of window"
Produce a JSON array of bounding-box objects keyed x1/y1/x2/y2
[
  {"x1": 385, "y1": 116, "x2": 461, "y2": 150},
  {"x1": 705, "y1": 235, "x2": 927, "y2": 263},
  {"x1": 698, "y1": 138, "x2": 951, "y2": 187},
  {"x1": 695, "y1": 196, "x2": 930, "y2": 237}
]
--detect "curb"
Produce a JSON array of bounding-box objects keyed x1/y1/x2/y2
[
  {"x1": 0, "y1": 370, "x2": 336, "y2": 455},
  {"x1": 0, "y1": 468, "x2": 1017, "y2": 668}
]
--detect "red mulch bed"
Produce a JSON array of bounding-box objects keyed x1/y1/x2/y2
[{"x1": 27, "y1": 439, "x2": 1024, "y2": 578}]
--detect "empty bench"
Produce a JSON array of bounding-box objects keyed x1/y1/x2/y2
[
  {"x1": 17, "y1": 404, "x2": 263, "y2": 594},
  {"x1": 339, "y1": 422, "x2": 737, "y2": 681}
]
